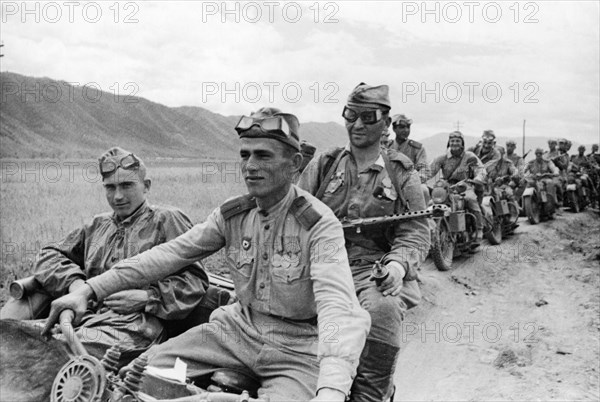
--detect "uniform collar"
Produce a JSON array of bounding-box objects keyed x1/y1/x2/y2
[
  {"x1": 345, "y1": 143, "x2": 385, "y2": 172},
  {"x1": 113, "y1": 201, "x2": 150, "y2": 225},
  {"x1": 257, "y1": 185, "x2": 295, "y2": 218}
]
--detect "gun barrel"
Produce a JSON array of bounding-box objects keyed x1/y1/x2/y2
[{"x1": 341, "y1": 209, "x2": 432, "y2": 234}]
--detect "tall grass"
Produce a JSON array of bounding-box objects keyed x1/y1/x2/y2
[{"x1": 0, "y1": 158, "x2": 246, "y2": 304}]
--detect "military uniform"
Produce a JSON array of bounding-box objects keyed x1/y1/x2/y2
[
  {"x1": 86, "y1": 186, "x2": 370, "y2": 401},
  {"x1": 393, "y1": 139, "x2": 430, "y2": 184},
  {"x1": 299, "y1": 145, "x2": 429, "y2": 402},
  {"x1": 488, "y1": 157, "x2": 517, "y2": 182},
  {"x1": 468, "y1": 144, "x2": 502, "y2": 175},
  {"x1": 4, "y1": 202, "x2": 208, "y2": 363},
  {"x1": 429, "y1": 150, "x2": 486, "y2": 230},
  {"x1": 524, "y1": 159, "x2": 560, "y2": 205},
  {"x1": 506, "y1": 153, "x2": 524, "y2": 174}
]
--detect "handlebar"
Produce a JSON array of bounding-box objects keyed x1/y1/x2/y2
[{"x1": 58, "y1": 309, "x2": 88, "y2": 356}]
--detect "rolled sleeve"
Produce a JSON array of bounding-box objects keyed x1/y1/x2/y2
[{"x1": 33, "y1": 227, "x2": 87, "y2": 297}]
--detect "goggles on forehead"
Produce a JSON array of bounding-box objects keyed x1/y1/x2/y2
[
  {"x1": 99, "y1": 153, "x2": 140, "y2": 177},
  {"x1": 393, "y1": 122, "x2": 410, "y2": 129},
  {"x1": 342, "y1": 106, "x2": 383, "y2": 125},
  {"x1": 235, "y1": 115, "x2": 291, "y2": 137}
]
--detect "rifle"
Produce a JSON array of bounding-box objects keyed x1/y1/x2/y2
[
  {"x1": 523, "y1": 149, "x2": 532, "y2": 159},
  {"x1": 341, "y1": 209, "x2": 432, "y2": 235}
]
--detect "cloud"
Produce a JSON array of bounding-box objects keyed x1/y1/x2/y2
[{"x1": 1, "y1": 0, "x2": 598, "y2": 144}]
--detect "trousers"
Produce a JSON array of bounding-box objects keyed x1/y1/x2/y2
[
  {"x1": 349, "y1": 265, "x2": 407, "y2": 401},
  {"x1": 143, "y1": 303, "x2": 319, "y2": 402}
]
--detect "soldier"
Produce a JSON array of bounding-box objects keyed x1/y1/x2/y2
[
  {"x1": 469, "y1": 130, "x2": 502, "y2": 170},
  {"x1": 524, "y1": 148, "x2": 560, "y2": 208},
  {"x1": 571, "y1": 145, "x2": 591, "y2": 169},
  {"x1": 43, "y1": 107, "x2": 370, "y2": 402},
  {"x1": 391, "y1": 114, "x2": 430, "y2": 183},
  {"x1": 391, "y1": 114, "x2": 431, "y2": 203},
  {"x1": 488, "y1": 147, "x2": 518, "y2": 200},
  {"x1": 570, "y1": 145, "x2": 596, "y2": 198},
  {"x1": 299, "y1": 83, "x2": 430, "y2": 402},
  {"x1": 430, "y1": 131, "x2": 487, "y2": 242},
  {"x1": 1, "y1": 147, "x2": 208, "y2": 366},
  {"x1": 380, "y1": 126, "x2": 394, "y2": 149},
  {"x1": 468, "y1": 130, "x2": 501, "y2": 204},
  {"x1": 545, "y1": 138, "x2": 560, "y2": 160},
  {"x1": 299, "y1": 139, "x2": 317, "y2": 173},
  {"x1": 587, "y1": 144, "x2": 600, "y2": 164},
  {"x1": 505, "y1": 139, "x2": 524, "y2": 173}
]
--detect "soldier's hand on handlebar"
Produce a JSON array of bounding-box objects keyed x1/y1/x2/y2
[
  {"x1": 378, "y1": 262, "x2": 405, "y2": 297},
  {"x1": 41, "y1": 284, "x2": 94, "y2": 338}
]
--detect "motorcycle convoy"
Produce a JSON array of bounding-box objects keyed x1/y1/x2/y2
[
  {"x1": 429, "y1": 150, "x2": 598, "y2": 272},
  {"x1": 5, "y1": 141, "x2": 599, "y2": 402}
]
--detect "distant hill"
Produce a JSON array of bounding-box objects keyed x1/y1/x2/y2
[
  {"x1": 0, "y1": 72, "x2": 347, "y2": 159},
  {"x1": 2, "y1": 72, "x2": 584, "y2": 162}
]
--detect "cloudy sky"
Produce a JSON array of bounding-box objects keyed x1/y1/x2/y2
[{"x1": 1, "y1": 1, "x2": 599, "y2": 144}]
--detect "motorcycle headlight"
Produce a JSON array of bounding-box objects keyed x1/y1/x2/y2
[{"x1": 432, "y1": 187, "x2": 448, "y2": 204}]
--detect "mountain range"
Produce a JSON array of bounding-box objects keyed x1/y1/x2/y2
[{"x1": 0, "y1": 72, "x2": 583, "y2": 162}]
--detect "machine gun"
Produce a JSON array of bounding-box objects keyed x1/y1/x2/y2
[{"x1": 341, "y1": 209, "x2": 433, "y2": 235}]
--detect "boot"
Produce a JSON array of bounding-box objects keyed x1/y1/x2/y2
[{"x1": 349, "y1": 339, "x2": 400, "y2": 402}]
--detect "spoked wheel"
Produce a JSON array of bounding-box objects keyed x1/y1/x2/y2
[
  {"x1": 523, "y1": 196, "x2": 540, "y2": 224},
  {"x1": 430, "y1": 220, "x2": 454, "y2": 271},
  {"x1": 51, "y1": 355, "x2": 106, "y2": 402}
]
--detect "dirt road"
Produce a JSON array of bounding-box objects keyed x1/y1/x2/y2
[{"x1": 394, "y1": 209, "x2": 600, "y2": 401}]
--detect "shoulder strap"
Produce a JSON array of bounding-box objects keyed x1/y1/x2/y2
[
  {"x1": 408, "y1": 140, "x2": 422, "y2": 149},
  {"x1": 445, "y1": 153, "x2": 464, "y2": 182},
  {"x1": 220, "y1": 195, "x2": 257, "y2": 220},
  {"x1": 288, "y1": 196, "x2": 322, "y2": 230},
  {"x1": 381, "y1": 151, "x2": 408, "y2": 211},
  {"x1": 315, "y1": 148, "x2": 345, "y2": 200}
]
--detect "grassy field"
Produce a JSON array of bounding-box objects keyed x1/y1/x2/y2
[{"x1": 0, "y1": 158, "x2": 246, "y2": 305}]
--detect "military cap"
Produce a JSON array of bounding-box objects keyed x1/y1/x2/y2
[
  {"x1": 506, "y1": 139, "x2": 517, "y2": 146},
  {"x1": 237, "y1": 107, "x2": 301, "y2": 151},
  {"x1": 347, "y1": 82, "x2": 391, "y2": 110},
  {"x1": 534, "y1": 147, "x2": 544, "y2": 154},
  {"x1": 482, "y1": 130, "x2": 495, "y2": 140},
  {"x1": 578, "y1": 145, "x2": 586, "y2": 151},
  {"x1": 98, "y1": 146, "x2": 147, "y2": 179},
  {"x1": 548, "y1": 139, "x2": 557, "y2": 144},
  {"x1": 392, "y1": 114, "x2": 412, "y2": 126},
  {"x1": 447, "y1": 130, "x2": 464, "y2": 147},
  {"x1": 558, "y1": 138, "x2": 567, "y2": 143}
]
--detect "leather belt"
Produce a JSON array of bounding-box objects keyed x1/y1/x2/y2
[{"x1": 268, "y1": 313, "x2": 317, "y2": 326}]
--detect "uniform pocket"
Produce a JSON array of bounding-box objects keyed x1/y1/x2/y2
[
  {"x1": 272, "y1": 255, "x2": 308, "y2": 283},
  {"x1": 227, "y1": 249, "x2": 254, "y2": 278}
]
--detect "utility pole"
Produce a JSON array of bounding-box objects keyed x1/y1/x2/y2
[
  {"x1": 522, "y1": 120, "x2": 526, "y2": 156},
  {"x1": 454, "y1": 121, "x2": 463, "y2": 131}
]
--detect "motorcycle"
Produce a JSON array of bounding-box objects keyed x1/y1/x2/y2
[
  {"x1": 429, "y1": 179, "x2": 484, "y2": 271},
  {"x1": 564, "y1": 170, "x2": 591, "y2": 213},
  {"x1": 48, "y1": 306, "x2": 265, "y2": 402},
  {"x1": 2, "y1": 274, "x2": 260, "y2": 402},
  {"x1": 522, "y1": 173, "x2": 556, "y2": 224},
  {"x1": 481, "y1": 177, "x2": 520, "y2": 244}
]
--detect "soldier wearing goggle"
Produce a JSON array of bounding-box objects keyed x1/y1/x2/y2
[
  {"x1": 99, "y1": 153, "x2": 142, "y2": 178},
  {"x1": 299, "y1": 83, "x2": 430, "y2": 402},
  {"x1": 43, "y1": 109, "x2": 370, "y2": 402}
]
